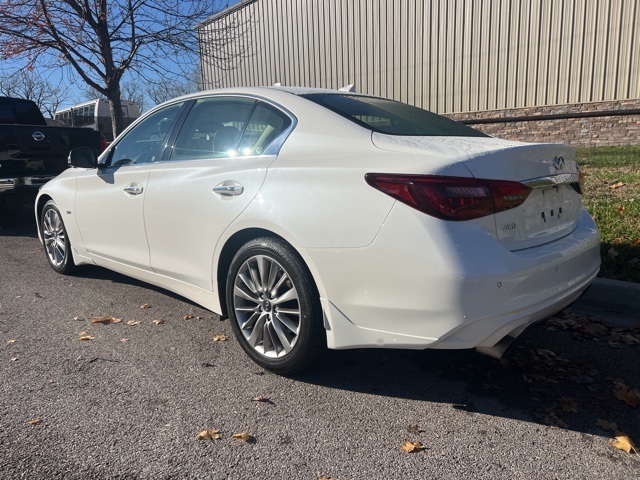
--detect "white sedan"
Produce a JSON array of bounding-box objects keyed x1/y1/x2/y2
[{"x1": 35, "y1": 87, "x2": 601, "y2": 374}]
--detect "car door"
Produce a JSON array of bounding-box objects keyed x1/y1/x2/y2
[
  {"x1": 73, "y1": 102, "x2": 186, "y2": 270},
  {"x1": 143, "y1": 96, "x2": 293, "y2": 290}
]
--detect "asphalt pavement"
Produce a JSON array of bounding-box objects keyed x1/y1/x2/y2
[{"x1": 1, "y1": 204, "x2": 639, "y2": 479}]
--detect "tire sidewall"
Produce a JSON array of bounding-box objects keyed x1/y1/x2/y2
[
  {"x1": 41, "y1": 200, "x2": 75, "y2": 274},
  {"x1": 226, "y1": 237, "x2": 323, "y2": 374}
]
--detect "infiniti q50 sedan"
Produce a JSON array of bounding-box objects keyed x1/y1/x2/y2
[{"x1": 35, "y1": 87, "x2": 600, "y2": 374}]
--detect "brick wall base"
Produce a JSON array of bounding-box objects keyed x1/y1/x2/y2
[{"x1": 445, "y1": 99, "x2": 640, "y2": 147}]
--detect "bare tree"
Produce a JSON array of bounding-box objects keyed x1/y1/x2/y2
[
  {"x1": 121, "y1": 82, "x2": 146, "y2": 114},
  {"x1": 146, "y1": 69, "x2": 201, "y2": 107},
  {"x1": 0, "y1": 70, "x2": 68, "y2": 118},
  {"x1": 0, "y1": 1, "x2": 252, "y2": 137}
]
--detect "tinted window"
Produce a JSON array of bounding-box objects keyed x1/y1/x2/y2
[
  {"x1": 301, "y1": 93, "x2": 487, "y2": 137},
  {"x1": 107, "y1": 102, "x2": 184, "y2": 166},
  {"x1": 0, "y1": 99, "x2": 46, "y2": 125},
  {"x1": 170, "y1": 97, "x2": 255, "y2": 161},
  {"x1": 237, "y1": 102, "x2": 292, "y2": 156}
]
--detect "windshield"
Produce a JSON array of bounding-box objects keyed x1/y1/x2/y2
[{"x1": 301, "y1": 93, "x2": 487, "y2": 137}]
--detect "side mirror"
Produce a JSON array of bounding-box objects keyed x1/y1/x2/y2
[{"x1": 68, "y1": 147, "x2": 98, "y2": 168}]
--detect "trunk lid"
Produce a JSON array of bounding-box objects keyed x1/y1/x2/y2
[{"x1": 372, "y1": 134, "x2": 584, "y2": 251}]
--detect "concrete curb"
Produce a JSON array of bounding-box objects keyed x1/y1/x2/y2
[{"x1": 571, "y1": 277, "x2": 640, "y2": 329}]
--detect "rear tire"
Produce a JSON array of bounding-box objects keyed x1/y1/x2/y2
[
  {"x1": 226, "y1": 237, "x2": 324, "y2": 375},
  {"x1": 41, "y1": 200, "x2": 76, "y2": 274}
]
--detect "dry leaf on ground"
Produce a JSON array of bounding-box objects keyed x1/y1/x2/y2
[
  {"x1": 183, "y1": 314, "x2": 194, "y2": 320},
  {"x1": 610, "y1": 434, "x2": 638, "y2": 454},
  {"x1": 212, "y1": 335, "x2": 229, "y2": 342},
  {"x1": 78, "y1": 332, "x2": 94, "y2": 341},
  {"x1": 90, "y1": 315, "x2": 122, "y2": 324},
  {"x1": 609, "y1": 181, "x2": 625, "y2": 190},
  {"x1": 400, "y1": 440, "x2": 426, "y2": 453},
  {"x1": 407, "y1": 425, "x2": 425, "y2": 433},
  {"x1": 140, "y1": 303, "x2": 150, "y2": 309},
  {"x1": 27, "y1": 419, "x2": 41, "y2": 425},
  {"x1": 233, "y1": 432, "x2": 252, "y2": 442},
  {"x1": 196, "y1": 428, "x2": 221, "y2": 441},
  {"x1": 7, "y1": 339, "x2": 16, "y2": 344},
  {"x1": 152, "y1": 319, "x2": 165, "y2": 325},
  {"x1": 596, "y1": 419, "x2": 620, "y2": 432},
  {"x1": 614, "y1": 382, "x2": 640, "y2": 408},
  {"x1": 252, "y1": 396, "x2": 274, "y2": 404},
  {"x1": 126, "y1": 320, "x2": 141, "y2": 326}
]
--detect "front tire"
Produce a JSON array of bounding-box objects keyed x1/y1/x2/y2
[
  {"x1": 41, "y1": 200, "x2": 76, "y2": 274},
  {"x1": 226, "y1": 237, "x2": 324, "y2": 375}
]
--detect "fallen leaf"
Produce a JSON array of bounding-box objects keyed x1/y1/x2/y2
[
  {"x1": 183, "y1": 314, "x2": 194, "y2": 320},
  {"x1": 596, "y1": 419, "x2": 620, "y2": 432},
  {"x1": 91, "y1": 315, "x2": 113, "y2": 324},
  {"x1": 73, "y1": 316, "x2": 82, "y2": 321},
  {"x1": 196, "y1": 428, "x2": 221, "y2": 441},
  {"x1": 212, "y1": 335, "x2": 229, "y2": 342},
  {"x1": 90, "y1": 315, "x2": 122, "y2": 324},
  {"x1": 140, "y1": 303, "x2": 150, "y2": 309},
  {"x1": 27, "y1": 419, "x2": 41, "y2": 425},
  {"x1": 126, "y1": 320, "x2": 140, "y2": 326},
  {"x1": 609, "y1": 181, "x2": 625, "y2": 190},
  {"x1": 617, "y1": 206, "x2": 626, "y2": 214},
  {"x1": 152, "y1": 319, "x2": 165, "y2": 325},
  {"x1": 7, "y1": 339, "x2": 16, "y2": 344},
  {"x1": 559, "y1": 397, "x2": 580, "y2": 413},
  {"x1": 10, "y1": 357, "x2": 18, "y2": 362},
  {"x1": 233, "y1": 432, "x2": 251, "y2": 442},
  {"x1": 252, "y1": 396, "x2": 274, "y2": 404},
  {"x1": 120, "y1": 338, "x2": 129, "y2": 343},
  {"x1": 610, "y1": 434, "x2": 638, "y2": 454},
  {"x1": 318, "y1": 476, "x2": 334, "y2": 480},
  {"x1": 400, "y1": 439, "x2": 426, "y2": 453},
  {"x1": 79, "y1": 335, "x2": 94, "y2": 341},
  {"x1": 614, "y1": 382, "x2": 640, "y2": 407}
]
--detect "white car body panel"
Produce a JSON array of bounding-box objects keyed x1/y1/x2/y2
[
  {"x1": 35, "y1": 86, "x2": 601, "y2": 361},
  {"x1": 144, "y1": 155, "x2": 273, "y2": 289}
]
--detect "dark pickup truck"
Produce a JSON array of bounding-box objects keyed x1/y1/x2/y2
[{"x1": 0, "y1": 96, "x2": 105, "y2": 207}]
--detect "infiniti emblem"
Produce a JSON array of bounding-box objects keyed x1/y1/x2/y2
[
  {"x1": 32, "y1": 131, "x2": 45, "y2": 141},
  {"x1": 553, "y1": 155, "x2": 565, "y2": 171}
]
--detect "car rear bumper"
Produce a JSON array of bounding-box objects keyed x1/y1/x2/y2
[{"x1": 309, "y1": 205, "x2": 601, "y2": 351}]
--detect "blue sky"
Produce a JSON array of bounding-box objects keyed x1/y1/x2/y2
[{"x1": 1, "y1": 1, "x2": 241, "y2": 112}]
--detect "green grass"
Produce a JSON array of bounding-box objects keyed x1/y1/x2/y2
[{"x1": 577, "y1": 146, "x2": 640, "y2": 283}]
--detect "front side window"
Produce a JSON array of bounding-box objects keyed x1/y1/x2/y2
[
  {"x1": 106, "y1": 102, "x2": 184, "y2": 166},
  {"x1": 301, "y1": 93, "x2": 487, "y2": 137}
]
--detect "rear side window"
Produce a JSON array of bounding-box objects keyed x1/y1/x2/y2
[
  {"x1": 301, "y1": 93, "x2": 486, "y2": 137},
  {"x1": 0, "y1": 100, "x2": 46, "y2": 125},
  {"x1": 170, "y1": 97, "x2": 292, "y2": 160}
]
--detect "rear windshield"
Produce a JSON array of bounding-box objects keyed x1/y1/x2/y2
[{"x1": 301, "y1": 93, "x2": 487, "y2": 137}]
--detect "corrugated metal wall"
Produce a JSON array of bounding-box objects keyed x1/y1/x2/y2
[{"x1": 198, "y1": 0, "x2": 640, "y2": 114}]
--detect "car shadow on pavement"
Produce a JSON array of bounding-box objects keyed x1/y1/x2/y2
[
  {"x1": 0, "y1": 203, "x2": 39, "y2": 238},
  {"x1": 294, "y1": 312, "x2": 640, "y2": 442}
]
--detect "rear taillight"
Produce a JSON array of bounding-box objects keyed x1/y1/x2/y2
[
  {"x1": 365, "y1": 174, "x2": 531, "y2": 221},
  {"x1": 100, "y1": 136, "x2": 108, "y2": 152}
]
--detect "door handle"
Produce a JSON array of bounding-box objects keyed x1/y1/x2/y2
[
  {"x1": 213, "y1": 182, "x2": 244, "y2": 197},
  {"x1": 124, "y1": 183, "x2": 143, "y2": 195}
]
